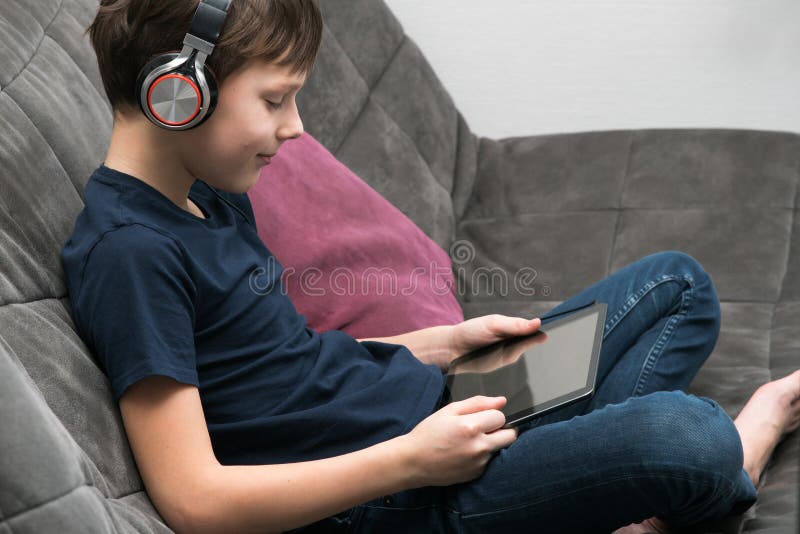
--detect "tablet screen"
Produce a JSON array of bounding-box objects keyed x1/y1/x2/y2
[{"x1": 445, "y1": 302, "x2": 606, "y2": 425}]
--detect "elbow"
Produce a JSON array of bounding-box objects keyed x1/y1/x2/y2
[
  {"x1": 177, "y1": 507, "x2": 282, "y2": 534},
  {"x1": 157, "y1": 488, "x2": 208, "y2": 534},
  {"x1": 175, "y1": 495, "x2": 284, "y2": 534},
  {"x1": 170, "y1": 486, "x2": 224, "y2": 534},
  {"x1": 170, "y1": 499, "x2": 217, "y2": 534},
  {"x1": 164, "y1": 508, "x2": 195, "y2": 534},
  {"x1": 165, "y1": 466, "x2": 283, "y2": 534},
  {"x1": 157, "y1": 471, "x2": 223, "y2": 534}
]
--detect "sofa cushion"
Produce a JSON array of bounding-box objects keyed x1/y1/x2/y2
[{"x1": 248, "y1": 133, "x2": 464, "y2": 338}]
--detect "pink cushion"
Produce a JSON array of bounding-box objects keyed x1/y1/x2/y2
[{"x1": 247, "y1": 133, "x2": 464, "y2": 338}]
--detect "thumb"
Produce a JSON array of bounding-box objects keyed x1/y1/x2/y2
[
  {"x1": 520, "y1": 316, "x2": 541, "y2": 333},
  {"x1": 493, "y1": 316, "x2": 541, "y2": 337},
  {"x1": 448, "y1": 395, "x2": 507, "y2": 415}
]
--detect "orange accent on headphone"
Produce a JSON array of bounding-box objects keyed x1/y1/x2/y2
[{"x1": 146, "y1": 73, "x2": 203, "y2": 127}]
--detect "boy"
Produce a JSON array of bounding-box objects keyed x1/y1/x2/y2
[{"x1": 62, "y1": 1, "x2": 800, "y2": 532}]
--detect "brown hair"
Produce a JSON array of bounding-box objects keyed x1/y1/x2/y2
[{"x1": 88, "y1": 0, "x2": 322, "y2": 112}]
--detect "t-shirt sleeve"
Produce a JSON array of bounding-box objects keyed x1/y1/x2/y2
[{"x1": 75, "y1": 224, "x2": 199, "y2": 402}]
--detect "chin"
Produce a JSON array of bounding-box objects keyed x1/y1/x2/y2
[
  {"x1": 233, "y1": 175, "x2": 262, "y2": 195},
  {"x1": 203, "y1": 170, "x2": 260, "y2": 195},
  {"x1": 221, "y1": 181, "x2": 252, "y2": 195}
]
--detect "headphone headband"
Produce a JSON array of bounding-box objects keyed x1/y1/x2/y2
[{"x1": 186, "y1": 0, "x2": 232, "y2": 51}]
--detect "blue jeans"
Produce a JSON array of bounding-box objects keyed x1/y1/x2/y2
[{"x1": 299, "y1": 251, "x2": 758, "y2": 533}]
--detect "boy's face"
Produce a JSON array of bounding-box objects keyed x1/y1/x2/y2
[{"x1": 178, "y1": 57, "x2": 308, "y2": 194}]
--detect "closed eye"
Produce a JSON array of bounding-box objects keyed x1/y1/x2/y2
[{"x1": 266, "y1": 99, "x2": 282, "y2": 110}]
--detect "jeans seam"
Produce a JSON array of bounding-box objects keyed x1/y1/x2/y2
[
  {"x1": 360, "y1": 503, "x2": 440, "y2": 512},
  {"x1": 603, "y1": 275, "x2": 673, "y2": 341},
  {"x1": 453, "y1": 468, "x2": 729, "y2": 521},
  {"x1": 603, "y1": 275, "x2": 691, "y2": 338},
  {"x1": 597, "y1": 273, "x2": 694, "y2": 395},
  {"x1": 632, "y1": 276, "x2": 695, "y2": 396}
]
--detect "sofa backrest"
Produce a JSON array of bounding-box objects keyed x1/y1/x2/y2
[
  {"x1": 0, "y1": 0, "x2": 150, "y2": 528},
  {"x1": 298, "y1": 0, "x2": 479, "y2": 248},
  {"x1": 0, "y1": 0, "x2": 471, "y2": 530}
]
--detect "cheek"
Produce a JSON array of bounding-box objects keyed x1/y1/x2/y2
[
  {"x1": 211, "y1": 105, "x2": 273, "y2": 151},
  {"x1": 194, "y1": 118, "x2": 248, "y2": 157}
]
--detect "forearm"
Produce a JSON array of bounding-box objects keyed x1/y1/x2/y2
[
  {"x1": 359, "y1": 325, "x2": 456, "y2": 369},
  {"x1": 184, "y1": 434, "x2": 418, "y2": 534}
]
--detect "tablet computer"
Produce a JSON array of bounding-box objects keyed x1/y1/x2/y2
[{"x1": 443, "y1": 301, "x2": 607, "y2": 428}]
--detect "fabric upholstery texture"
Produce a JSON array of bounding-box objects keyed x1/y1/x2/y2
[
  {"x1": 248, "y1": 132, "x2": 464, "y2": 339},
  {"x1": 0, "y1": 0, "x2": 798, "y2": 532}
]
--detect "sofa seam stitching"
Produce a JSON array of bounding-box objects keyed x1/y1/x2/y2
[
  {"x1": 0, "y1": 294, "x2": 69, "y2": 309},
  {"x1": 331, "y1": 33, "x2": 407, "y2": 155},
  {"x1": 0, "y1": 483, "x2": 93, "y2": 525},
  {"x1": 366, "y1": 37, "x2": 457, "y2": 195},
  {"x1": 775, "y1": 151, "x2": 800, "y2": 302},
  {"x1": 457, "y1": 204, "x2": 791, "y2": 225},
  {"x1": 1, "y1": 0, "x2": 64, "y2": 94},
  {"x1": 2, "y1": 78, "x2": 81, "y2": 206},
  {"x1": 458, "y1": 136, "x2": 481, "y2": 224},
  {"x1": 453, "y1": 116, "x2": 477, "y2": 227},
  {"x1": 774, "y1": 207, "x2": 797, "y2": 303},
  {"x1": 607, "y1": 131, "x2": 635, "y2": 277}
]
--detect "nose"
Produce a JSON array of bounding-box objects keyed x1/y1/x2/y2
[{"x1": 277, "y1": 98, "x2": 304, "y2": 141}]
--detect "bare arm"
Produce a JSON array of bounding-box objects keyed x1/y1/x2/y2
[
  {"x1": 120, "y1": 375, "x2": 515, "y2": 534},
  {"x1": 359, "y1": 315, "x2": 542, "y2": 372},
  {"x1": 359, "y1": 324, "x2": 456, "y2": 370}
]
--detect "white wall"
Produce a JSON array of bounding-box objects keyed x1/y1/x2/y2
[{"x1": 384, "y1": 0, "x2": 800, "y2": 139}]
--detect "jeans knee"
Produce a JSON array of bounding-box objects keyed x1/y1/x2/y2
[
  {"x1": 650, "y1": 251, "x2": 720, "y2": 332},
  {"x1": 633, "y1": 392, "x2": 743, "y2": 484},
  {"x1": 619, "y1": 392, "x2": 755, "y2": 526},
  {"x1": 680, "y1": 394, "x2": 743, "y2": 480},
  {"x1": 649, "y1": 251, "x2": 710, "y2": 287}
]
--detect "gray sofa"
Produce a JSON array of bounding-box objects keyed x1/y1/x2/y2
[{"x1": 1, "y1": 0, "x2": 798, "y2": 532}]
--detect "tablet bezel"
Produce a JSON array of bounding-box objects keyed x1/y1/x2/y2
[{"x1": 444, "y1": 301, "x2": 607, "y2": 428}]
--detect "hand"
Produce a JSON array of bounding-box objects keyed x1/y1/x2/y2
[
  {"x1": 400, "y1": 396, "x2": 518, "y2": 487},
  {"x1": 448, "y1": 315, "x2": 542, "y2": 367},
  {"x1": 449, "y1": 331, "x2": 548, "y2": 375}
]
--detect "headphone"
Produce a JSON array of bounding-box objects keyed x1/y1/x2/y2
[{"x1": 136, "y1": 0, "x2": 232, "y2": 130}]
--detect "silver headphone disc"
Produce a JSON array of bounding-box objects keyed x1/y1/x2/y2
[{"x1": 148, "y1": 74, "x2": 201, "y2": 126}]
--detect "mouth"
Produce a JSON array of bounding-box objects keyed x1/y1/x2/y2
[{"x1": 257, "y1": 153, "x2": 276, "y2": 166}]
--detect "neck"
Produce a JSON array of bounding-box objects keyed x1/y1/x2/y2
[{"x1": 104, "y1": 111, "x2": 196, "y2": 212}]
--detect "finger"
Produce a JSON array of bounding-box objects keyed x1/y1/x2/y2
[
  {"x1": 461, "y1": 408, "x2": 508, "y2": 434},
  {"x1": 448, "y1": 395, "x2": 507, "y2": 416},
  {"x1": 489, "y1": 315, "x2": 541, "y2": 338},
  {"x1": 485, "y1": 427, "x2": 518, "y2": 451}
]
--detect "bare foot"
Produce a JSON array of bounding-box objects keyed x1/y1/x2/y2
[{"x1": 733, "y1": 370, "x2": 800, "y2": 486}]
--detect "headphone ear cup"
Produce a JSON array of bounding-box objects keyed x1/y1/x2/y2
[
  {"x1": 136, "y1": 52, "x2": 219, "y2": 130},
  {"x1": 135, "y1": 52, "x2": 182, "y2": 116}
]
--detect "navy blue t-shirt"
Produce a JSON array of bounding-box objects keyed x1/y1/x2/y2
[{"x1": 61, "y1": 165, "x2": 446, "y2": 465}]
